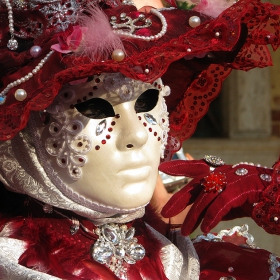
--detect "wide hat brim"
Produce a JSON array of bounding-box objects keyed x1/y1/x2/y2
[{"x1": 0, "y1": 0, "x2": 279, "y2": 156}]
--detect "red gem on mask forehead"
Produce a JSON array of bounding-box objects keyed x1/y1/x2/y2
[
  {"x1": 108, "y1": 127, "x2": 113, "y2": 132},
  {"x1": 95, "y1": 145, "x2": 100, "y2": 150},
  {"x1": 154, "y1": 132, "x2": 157, "y2": 136},
  {"x1": 101, "y1": 140, "x2": 106, "y2": 144},
  {"x1": 149, "y1": 128, "x2": 152, "y2": 132},
  {"x1": 138, "y1": 116, "x2": 142, "y2": 120},
  {"x1": 106, "y1": 135, "x2": 111, "y2": 139},
  {"x1": 115, "y1": 114, "x2": 120, "y2": 118},
  {"x1": 111, "y1": 121, "x2": 116, "y2": 126},
  {"x1": 143, "y1": 122, "x2": 147, "y2": 127},
  {"x1": 157, "y1": 137, "x2": 161, "y2": 141}
]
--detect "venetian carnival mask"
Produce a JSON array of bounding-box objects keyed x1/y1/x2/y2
[{"x1": 35, "y1": 73, "x2": 170, "y2": 210}]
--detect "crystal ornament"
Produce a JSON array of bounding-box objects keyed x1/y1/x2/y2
[
  {"x1": 43, "y1": 204, "x2": 53, "y2": 213},
  {"x1": 7, "y1": 39, "x2": 18, "y2": 50},
  {"x1": 235, "y1": 168, "x2": 248, "y2": 176},
  {"x1": 91, "y1": 223, "x2": 145, "y2": 279},
  {"x1": 96, "y1": 119, "x2": 107, "y2": 136},
  {"x1": 144, "y1": 113, "x2": 157, "y2": 125},
  {"x1": 204, "y1": 155, "x2": 225, "y2": 167},
  {"x1": 70, "y1": 217, "x2": 80, "y2": 235}
]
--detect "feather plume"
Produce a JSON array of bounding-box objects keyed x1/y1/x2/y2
[
  {"x1": 193, "y1": 0, "x2": 236, "y2": 18},
  {"x1": 77, "y1": 4, "x2": 125, "y2": 61}
]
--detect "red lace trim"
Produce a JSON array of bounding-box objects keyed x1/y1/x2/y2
[{"x1": 252, "y1": 158, "x2": 280, "y2": 235}]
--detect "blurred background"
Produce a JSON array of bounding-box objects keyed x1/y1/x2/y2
[{"x1": 183, "y1": 35, "x2": 280, "y2": 255}]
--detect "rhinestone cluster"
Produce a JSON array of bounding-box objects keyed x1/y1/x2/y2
[
  {"x1": 111, "y1": 8, "x2": 167, "y2": 41},
  {"x1": 203, "y1": 155, "x2": 225, "y2": 167},
  {"x1": 92, "y1": 223, "x2": 145, "y2": 279}
]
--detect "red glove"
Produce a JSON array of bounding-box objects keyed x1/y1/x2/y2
[{"x1": 160, "y1": 156, "x2": 274, "y2": 236}]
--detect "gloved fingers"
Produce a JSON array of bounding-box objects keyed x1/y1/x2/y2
[
  {"x1": 159, "y1": 159, "x2": 210, "y2": 178},
  {"x1": 180, "y1": 191, "x2": 218, "y2": 236},
  {"x1": 161, "y1": 178, "x2": 203, "y2": 217},
  {"x1": 200, "y1": 189, "x2": 248, "y2": 233}
]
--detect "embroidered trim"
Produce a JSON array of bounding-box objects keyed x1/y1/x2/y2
[
  {"x1": 192, "y1": 224, "x2": 257, "y2": 249},
  {"x1": 269, "y1": 254, "x2": 280, "y2": 280}
]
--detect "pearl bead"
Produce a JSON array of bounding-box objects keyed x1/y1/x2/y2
[
  {"x1": 274, "y1": 217, "x2": 279, "y2": 222},
  {"x1": 189, "y1": 16, "x2": 201, "y2": 28},
  {"x1": 228, "y1": 267, "x2": 234, "y2": 273},
  {"x1": 215, "y1": 31, "x2": 221, "y2": 37},
  {"x1": 145, "y1": 69, "x2": 150, "y2": 74},
  {"x1": 14, "y1": 89, "x2": 27, "y2": 101},
  {"x1": 111, "y1": 49, "x2": 125, "y2": 62},
  {"x1": 30, "y1": 45, "x2": 42, "y2": 58}
]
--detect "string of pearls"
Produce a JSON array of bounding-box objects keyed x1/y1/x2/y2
[
  {"x1": 0, "y1": 50, "x2": 54, "y2": 104},
  {"x1": 113, "y1": 8, "x2": 167, "y2": 41},
  {"x1": 5, "y1": 0, "x2": 18, "y2": 50}
]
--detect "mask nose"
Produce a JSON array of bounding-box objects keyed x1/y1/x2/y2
[{"x1": 114, "y1": 103, "x2": 149, "y2": 151}]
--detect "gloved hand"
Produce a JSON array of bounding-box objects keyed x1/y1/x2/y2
[{"x1": 159, "y1": 156, "x2": 273, "y2": 236}]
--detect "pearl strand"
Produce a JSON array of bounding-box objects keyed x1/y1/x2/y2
[
  {"x1": 5, "y1": 0, "x2": 18, "y2": 50},
  {"x1": 113, "y1": 8, "x2": 167, "y2": 41},
  {"x1": 0, "y1": 50, "x2": 54, "y2": 104}
]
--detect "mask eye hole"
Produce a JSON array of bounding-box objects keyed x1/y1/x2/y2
[
  {"x1": 134, "y1": 89, "x2": 159, "y2": 113},
  {"x1": 75, "y1": 98, "x2": 115, "y2": 119}
]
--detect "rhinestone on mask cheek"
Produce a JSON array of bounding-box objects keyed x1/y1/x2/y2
[
  {"x1": 94, "y1": 114, "x2": 120, "y2": 150},
  {"x1": 44, "y1": 89, "x2": 92, "y2": 180}
]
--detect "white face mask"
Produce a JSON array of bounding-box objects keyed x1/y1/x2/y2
[{"x1": 38, "y1": 73, "x2": 170, "y2": 210}]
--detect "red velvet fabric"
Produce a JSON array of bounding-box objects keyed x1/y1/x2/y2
[
  {"x1": 0, "y1": 0, "x2": 279, "y2": 155},
  {"x1": 1, "y1": 208, "x2": 167, "y2": 280},
  {"x1": 195, "y1": 239, "x2": 279, "y2": 280}
]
